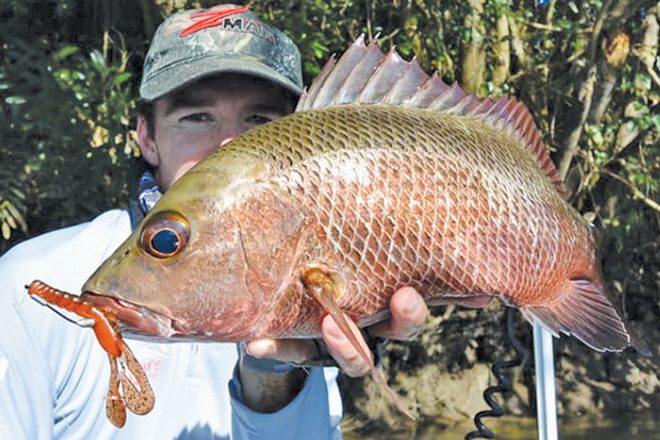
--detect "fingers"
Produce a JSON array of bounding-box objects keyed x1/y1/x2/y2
[
  {"x1": 244, "y1": 338, "x2": 318, "y2": 365},
  {"x1": 243, "y1": 287, "x2": 427, "y2": 378},
  {"x1": 245, "y1": 316, "x2": 375, "y2": 378},
  {"x1": 368, "y1": 287, "x2": 428, "y2": 340},
  {"x1": 320, "y1": 314, "x2": 372, "y2": 377}
]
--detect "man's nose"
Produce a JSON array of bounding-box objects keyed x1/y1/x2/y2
[{"x1": 217, "y1": 122, "x2": 243, "y2": 147}]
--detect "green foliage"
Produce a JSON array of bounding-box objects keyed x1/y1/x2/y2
[
  {"x1": 0, "y1": 31, "x2": 137, "y2": 251},
  {"x1": 249, "y1": 0, "x2": 469, "y2": 84}
]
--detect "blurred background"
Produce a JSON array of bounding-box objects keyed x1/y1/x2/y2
[{"x1": 1, "y1": 1, "x2": 658, "y2": 438}]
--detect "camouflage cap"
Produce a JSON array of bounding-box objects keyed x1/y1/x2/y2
[{"x1": 140, "y1": 4, "x2": 303, "y2": 102}]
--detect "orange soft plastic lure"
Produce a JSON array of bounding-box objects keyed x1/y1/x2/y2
[{"x1": 27, "y1": 280, "x2": 155, "y2": 427}]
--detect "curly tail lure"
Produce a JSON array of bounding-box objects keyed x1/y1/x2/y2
[
  {"x1": 27, "y1": 280, "x2": 155, "y2": 427},
  {"x1": 465, "y1": 307, "x2": 529, "y2": 439}
]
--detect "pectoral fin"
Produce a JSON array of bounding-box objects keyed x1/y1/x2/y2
[{"x1": 302, "y1": 267, "x2": 417, "y2": 419}]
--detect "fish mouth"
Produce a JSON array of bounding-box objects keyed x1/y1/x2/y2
[
  {"x1": 80, "y1": 292, "x2": 253, "y2": 342},
  {"x1": 80, "y1": 290, "x2": 254, "y2": 342},
  {"x1": 81, "y1": 292, "x2": 184, "y2": 340}
]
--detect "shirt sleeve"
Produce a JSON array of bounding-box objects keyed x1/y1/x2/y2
[{"x1": 229, "y1": 366, "x2": 343, "y2": 439}]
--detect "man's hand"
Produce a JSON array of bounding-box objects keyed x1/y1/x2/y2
[
  {"x1": 238, "y1": 287, "x2": 428, "y2": 411},
  {"x1": 318, "y1": 286, "x2": 428, "y2": 376}
]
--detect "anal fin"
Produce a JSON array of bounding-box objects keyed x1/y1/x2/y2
[
  {"x1": 519, "y1": 279, "x2": 631, "y2": 352},
  {"x1": 302, "y1": 268, "x2": 417, "y2": 419}
]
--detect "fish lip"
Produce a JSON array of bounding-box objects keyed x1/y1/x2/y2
[{"x1": 81, "y1": 292, "x2": 178, "y2": 338}]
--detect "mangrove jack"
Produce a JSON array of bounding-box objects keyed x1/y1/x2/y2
[{"x1": 29, "y1": 35, "x2": 633, "y2": 425}]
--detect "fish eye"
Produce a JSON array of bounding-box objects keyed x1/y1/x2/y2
[
  {"x1": 140, "y1": 211, "x2": 190, "y2": 259},
  {"x1": 151, "y1": 229, "x2": 179, "y2": 254}
]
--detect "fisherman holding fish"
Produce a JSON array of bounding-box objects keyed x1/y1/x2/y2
[{"x1": 0, "y1": 4, "x2": 428, "y2": 439}]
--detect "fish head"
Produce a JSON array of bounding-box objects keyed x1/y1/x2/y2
[
  {"x1": 82, "y1": 204, "x2": 262, "y2": 342},
  {"x1": 81, "y1": 152, "x2": 303, "y2": 342}
]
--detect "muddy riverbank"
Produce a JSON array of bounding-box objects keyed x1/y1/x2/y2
[{"x1": 339, "y1": 298, "x2": 658, "y2": 438}]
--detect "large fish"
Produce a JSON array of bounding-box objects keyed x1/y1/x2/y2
[{"x1": 29, "y1": 36, "x2": 634, "y2": 425}]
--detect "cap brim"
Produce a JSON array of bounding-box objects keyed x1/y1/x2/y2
[{"x1": 140, "y1": 56, "x2": 303, "y2": 102}]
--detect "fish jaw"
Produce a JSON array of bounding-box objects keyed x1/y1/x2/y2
[
  {"x1": 80, "y1": 292, "x2": 179, "y2": 339},
  {"x1": 80, "y1": 292, "x2": 261, "y2": 342}
]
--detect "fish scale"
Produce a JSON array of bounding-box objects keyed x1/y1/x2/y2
[{"x1": 207, "y1": 106, "x2": 570, "y2": 330}]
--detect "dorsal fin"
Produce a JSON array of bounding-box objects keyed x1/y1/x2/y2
[{"x1": 297, "y1": 35, "x2": 566, "y2": 197}]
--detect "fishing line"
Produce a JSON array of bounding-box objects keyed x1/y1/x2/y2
[{"x1": 464, "y1": 307, "x2": 529, "y2": 439}]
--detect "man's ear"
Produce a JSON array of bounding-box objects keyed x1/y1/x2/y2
[{"x1": 137, "y1": 115, "x2": 159, "y2": 167}]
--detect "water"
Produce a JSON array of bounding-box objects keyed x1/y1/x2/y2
[{"x1": 344, "y1": 411, "x2": 659, "y2": 439}]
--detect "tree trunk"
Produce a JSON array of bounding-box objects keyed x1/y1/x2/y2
[
  {"x1": 492, "y1": 9, "x2": 510, "y2": 87},
  {"x1": 461, "y1": 0, "x2": 486, "y2": 94}
]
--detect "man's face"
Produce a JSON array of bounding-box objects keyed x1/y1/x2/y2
[{"x1": 137, "y1": 74, "x2": 294, "y2": 190}]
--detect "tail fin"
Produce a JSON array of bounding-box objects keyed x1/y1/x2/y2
[{"x1": 519, "y1": 279, "x2": 631, "y2": 352}]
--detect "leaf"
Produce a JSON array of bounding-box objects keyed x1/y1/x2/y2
[
  {"x1": 90, "y1": 50, "x2": 105, "y2": 67},
  {"x1": 113, "y1": 72, "x2": 132, "y2": 86},
  {"x1": 55, "y1": 46, "x2": 78, "y2": 60},
  {"x1": 1, "y1": 222, "x2": 10, "y2": 241},
  {"x1": 5, "y1": 214, "x2": 16, "y2": 230},
  {"x1": 5, "y1": 96, "x2": 26, "y2": 105},
  {"x1": 633, "y1": 73, "x2": 651, "y2": 93},
  {"x1": 310, "y1": 40, "x2": 329, "y2": 59},
  {"x1": 557, "y1": 19, "x2": 572, "y2": 30},
  {"x1": 10, "y1": 188, "x2": 25, "y2": 200},
  {"x1": 586, "y1": 124, "x2": 604, "y2": 146},
  {"x1": 56, "y1": 68, "x2": 71, "y2": 82},
  {"x1": 303, "y1": 61, "x2": 321, "y2": 77},
  {"x1": 5, "y1": 202, "x2": 26, "y2": 232},
  {"x1": 89, "y1": 50, "x2": 109, "y2": 76}
]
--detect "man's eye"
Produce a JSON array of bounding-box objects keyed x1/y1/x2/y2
[
  {"x1": 246, "y1": 115, "x2": 273, "y2": 125},
  {"x1": 180, "y1": 113, "x2": 213, "y2": 123}
]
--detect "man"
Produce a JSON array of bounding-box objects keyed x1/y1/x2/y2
[{"x1": 0, "y1": 5, "x2": 428, "y2": 438}]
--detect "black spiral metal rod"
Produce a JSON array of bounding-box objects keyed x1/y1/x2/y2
[{"x1": 464, "y1": 307, "x2": 529, "y2": 439}]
